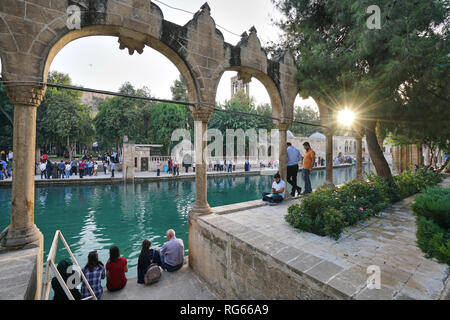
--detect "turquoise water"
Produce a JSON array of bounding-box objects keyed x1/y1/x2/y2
[{"x1": 0, "y1": 164, "x2": 373, "y2": 280}]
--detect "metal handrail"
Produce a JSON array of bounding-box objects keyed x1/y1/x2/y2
[{"x1": 42, "y1": 230, "x2": 98, "y2": 300}]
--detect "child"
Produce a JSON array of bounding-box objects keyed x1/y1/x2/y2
[{"x1": 94, "y1": 162, "x2": 98, "y2": 176}]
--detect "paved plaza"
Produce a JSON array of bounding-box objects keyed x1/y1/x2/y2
[{"x1": 199, "y1": 175, "x2": 450, "y2": 300}]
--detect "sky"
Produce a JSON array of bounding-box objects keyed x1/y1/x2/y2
[{"x1": 2, "y1": 0, "x2": 316, "y2": 109}]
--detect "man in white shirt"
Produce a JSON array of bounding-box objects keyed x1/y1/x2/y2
[
  {"x1": 40, "y1": 161, "x2": 47, "y2": 179},
  {"x1": 262, "y1": 173, "x2": 286, "y2": 204}
]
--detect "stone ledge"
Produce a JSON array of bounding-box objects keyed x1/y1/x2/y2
[{"x1": 0, "y1": 234, "x2": 43, "y2": 300}]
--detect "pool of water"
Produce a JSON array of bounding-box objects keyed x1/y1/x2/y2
[{"x1": 0, "y1": 164, "x2": 373, "y2": 280}]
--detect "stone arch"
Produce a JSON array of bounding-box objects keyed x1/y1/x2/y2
[
  {"x1": 42, "y1": 25, "x2": 200, "y2": 103},
  {"x1": 215, "y1": 67, "x2": 284, "y2": 119}
]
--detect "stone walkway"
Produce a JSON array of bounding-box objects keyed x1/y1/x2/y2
[
  {"x1": 102, "y1": 264, "x2": 216, "y2": 300},
  {"x1": 201, "y1": 175, "x2": 450, "y2": 300}
]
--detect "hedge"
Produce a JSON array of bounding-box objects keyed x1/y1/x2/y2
[
  {"x1": 413, "y1": 187, "x2": 450, "y2": 265},
  {"x1": 286, "y1": 168, "x2": 442, "y2": 240}
]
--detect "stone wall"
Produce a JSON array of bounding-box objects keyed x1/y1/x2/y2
[{"x1": 189, "y1": 214, "x2": 347, "y2": 300}]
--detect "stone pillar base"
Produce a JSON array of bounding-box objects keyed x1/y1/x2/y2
[
  {"x1": 190, "y1": 204, "x2": 212, "y2": 216},
  {"x1": 1, "y1": 225, "x2": 42, "y2": 250}
]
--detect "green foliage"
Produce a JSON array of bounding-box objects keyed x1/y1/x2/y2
[
  {"x1": 147, "y1": 102, "x2": 187, "y2": 154},
  {"x1": 286, "y1": 168, "x2": 441, "y2": 240},
  {"x1": 290, "y1": 105, "x2": 322, "y2": 137},
  {"x1": 271, "y1": 0, "x2": 449, "y2": 178},
  {"x1": 416, "y1": 216, "x2": 450, "y2": 266},
  {"x1": 37, "y1": 71, "x2": 94, "y2": 154},
  {"x1": 0, "y1": 81, "x2": 14, "y2": 149},
  {"x1": 413, "y1": 187, "x2": 450, "y2": 231},
  {"x1": 94, "y1": 82, "x2": 151, "y2": 149}
]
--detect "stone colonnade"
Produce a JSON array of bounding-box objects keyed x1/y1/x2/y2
[{"x1": 0, "y1": 1, "x2": 304, "y2": 252}]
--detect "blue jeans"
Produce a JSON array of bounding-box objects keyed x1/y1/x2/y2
[
  {"x1": 302, "y1": 169, "x2": 312, "y2": 193},
  {"x1": 65, "y1": 170, "x2": 70, "y2": 179},
  {"x1": 262, "y1": 192, "x2": 284, "y2": 203}
]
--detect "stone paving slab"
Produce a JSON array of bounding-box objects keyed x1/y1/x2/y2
[
  {"x1": 102, "y1": 264, "x2": 217, "y2": 300},
  {"x1": 202, "y1": 175, "x2": 450, "y2": 300}
]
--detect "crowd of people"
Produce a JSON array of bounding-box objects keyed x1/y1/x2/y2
[
  {"x1": 0, "y1": 150, "x2": 13, "y2": 180},
  {"x1": 37, "y1": 152, "x2": 119, "y2": 179},
  {"x1": 52, "y1": 229, "x2": 185, "y2": 300}
]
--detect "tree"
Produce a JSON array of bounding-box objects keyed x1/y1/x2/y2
[
  {"x1": 147, "y1": 102, "x2": 187, "y2": 155},
  {"x1": 171, "y1": 74, "x2": 193, "y2": 131},
  {"x1": 291, "y1": 105, "x2": 321, "y2": 137},
  {"x1": 93, "y1": 82, "x2": 144, "y2": 152},
  {"x1": 37, "y1": 71, "x2": 94, "y2": 159},
  {"x1": 271, "y1": 0, "x2": 449, "y2": 180},
  {"x1": 0, "y1": 82, "x2": 13, "y2": 149}
]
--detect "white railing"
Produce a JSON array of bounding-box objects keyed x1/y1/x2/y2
[{"x1": 42, "y1": 230, "x2": 98, "y2": 300}]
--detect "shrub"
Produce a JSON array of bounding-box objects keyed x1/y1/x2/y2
[
  {"x1": 416, "y1": 216, "x2": 450, "y2": 265},
  {"x1": 286, "y1": 167, "x2": 441, "y2": 240},
  {"x1": 413, "y1": 187, "x2": 450, "y2": 230}
]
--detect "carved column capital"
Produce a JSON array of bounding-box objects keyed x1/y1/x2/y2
[
  {"x1": 276, "y1": 120, "x2": 292, "y2": 131},
  {"x1": 191, "y1": 106, "x2": 213, "y2": 123},
  {"x1": 4, "y1": 83, "x2": 46, "y2": 107}
]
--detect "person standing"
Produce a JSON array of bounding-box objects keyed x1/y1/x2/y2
[
  {"x1": 46, "y1": 160, "x2": 52, "y2": 179},
  {"x1": 79, "y1": 160, "x2": 85, "y2": 179},
  {"x1": 110, "y1": 161, "x2": 115, "y2": 178},
  {"x1": 7, "y1": 150, "x2": 13, "y2": 166},
  {"x1": 302, "y1": 142, "x2": 316, "y2": 195},
  {"x1": 94, "y1": 162, "x2": 98, "y2": 176},
  {"x1": 65, "y1": 162, "x2": 71, "y2": 179},
  {"x1": 286, "y1": 143, "x2": 302, "y2": 197},
  {"x1": 40, "y1": 161, "x2": 47, "y2": 179},
  {"x1": 156, "y1": 160, "x2": 161, "y2": 177},
  {"x1": 58, "y1": 160, "x2": 65, "y2": 179}
]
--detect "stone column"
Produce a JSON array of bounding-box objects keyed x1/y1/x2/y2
[
  {"x1": 325, "y1": 129, "x2": 335, "y2": 187},
  {"x1": 191, "y1": 108, "x2": 213, "y2": 215},
  {"x1": 2, "y1": 84, "x2": 45, "y2": 249},
  {"x1": 277, "y1": 122, "x2": 290, "y2": 183}
]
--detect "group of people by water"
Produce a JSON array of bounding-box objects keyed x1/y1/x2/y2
[
  {"x1": 52, "y1": 229, "x2": 185, "y2": 300},
  {"x1": 0, "y1": 150, "x2": 13, "y2": 180},
  {"x1": 37, "y1": 153, "x2": 118, "y2": 180},
  {"x1": 262, "y1": 142, "x2": 316, "y2": 204}
]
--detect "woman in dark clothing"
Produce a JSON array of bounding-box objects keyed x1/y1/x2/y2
[
  {"x1": 137, "y1": 240, "x2": 162, "y2": 284},
  {"x1": 51, "y1": 259, "x2": 81, "y2": 300}
]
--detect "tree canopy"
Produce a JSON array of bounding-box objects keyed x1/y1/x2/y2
[{"x1": 271, "y1": 0, "x2": 449, "y2": 178}]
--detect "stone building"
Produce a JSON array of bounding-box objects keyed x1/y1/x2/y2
[
  {"x1": 230, "y1": 75, "x2": 250, "y2": 98},
  {"x1": 80, "y1": 91, "x2": 111, "y2": 116}
]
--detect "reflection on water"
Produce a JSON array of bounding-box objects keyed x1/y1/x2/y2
[{"x1": 0, "y1": 164, "x2": 373, "y2": 279}]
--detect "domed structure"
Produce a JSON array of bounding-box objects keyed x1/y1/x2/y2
[{"x1": 309, "y1": 132, "x2": 326, "y2": 140}]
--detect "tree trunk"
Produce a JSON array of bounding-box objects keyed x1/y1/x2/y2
[
  {"x1": 366, "y1": 121, "x2": 392, "y2": 180},
  {"x1": 437, "y1": 158, "x2": 450, "y2": 174}
]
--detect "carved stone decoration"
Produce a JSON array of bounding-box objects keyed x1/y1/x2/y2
[
  {"x1": 4, "y1": 84, "x2": 46, "y2": 108},
  {"x1": 191, "y1": 106, "x2": 213, "y2": 123},
  {"x1": 118, "y1": 35, "x2": 146, "y2": 55}
]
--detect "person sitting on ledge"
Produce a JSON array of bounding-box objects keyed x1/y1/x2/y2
[
  {"x1": 158, "y1": 229, "x2": 184, "y2": 273},
  {"x1": 105, "y1": 246, "x2": 128, "y2": 292},
  {"x1": 262, "y1": 173, "x2": 286, "y2": 204},
  {"x1": 137, "y1": 239, "x2": 163, "y2": 284},
  {"x1": 51, "y1": 259, "x2": 81, "y2": 300}
]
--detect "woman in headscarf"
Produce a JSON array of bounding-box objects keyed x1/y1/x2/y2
[{"x1": 51, "y1": 259, "x2": 81, "y2": 300}]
